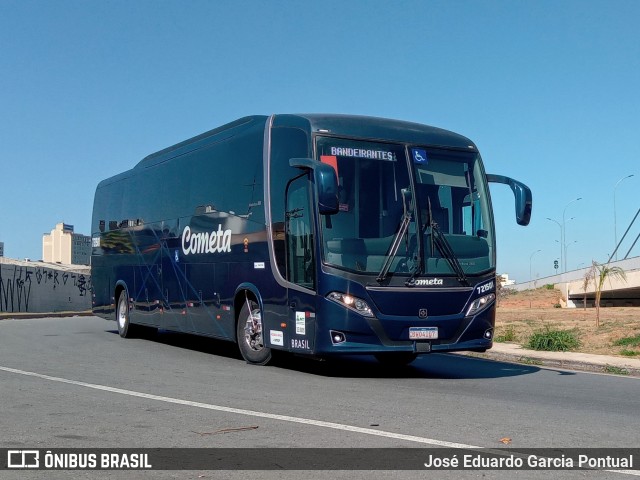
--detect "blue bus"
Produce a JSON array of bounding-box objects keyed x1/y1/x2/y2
[{"x1": 91, "y1": 114, "x2": 531, "y2": 365}]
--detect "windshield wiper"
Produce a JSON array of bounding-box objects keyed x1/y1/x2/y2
[
  {"x1": 377, "y1": 188, "x2": 412, "y2": 283},
  {"x1": 425, "y1": 197, "x2": 470, "y2": 287}
]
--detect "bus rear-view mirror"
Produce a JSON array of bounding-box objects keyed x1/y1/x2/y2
[
  {"x1": 290, "y1": 158, "x2": 339, "y2": 215},
  {"x1": 487, "y1": 174, "x2": 532, "y2": 226}
]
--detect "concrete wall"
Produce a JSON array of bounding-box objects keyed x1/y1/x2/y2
[
  {"x1": 510, "y1": 256, "x2": 640, "y2": 291},
  {"x1": 0, "y1": 258, "x2": 91, "y2": 314}
]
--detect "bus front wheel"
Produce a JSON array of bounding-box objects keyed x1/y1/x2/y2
[{"x1": 237, "y1": 299, "x2": 272, "y2": 365}]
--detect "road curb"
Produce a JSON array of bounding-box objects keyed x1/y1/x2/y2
[{"x1": 460, "y1": 350, "x2": 640, "y2": 378}]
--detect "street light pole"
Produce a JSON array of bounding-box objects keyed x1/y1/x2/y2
[
  {"x1": 614, "y1": 174, "x2": 634, "y2": 261},
  {"x1": 546, "y1": 217, "x2": 562, "y2": 272},
  {"x1": 565, "y1": 240, "x2": 577, "y2": 272},
  {"x1": 562, "y1": 198, "x2": 582, "y2": 272},
  {"x1": 530, "y1": 249, "x2": 541, "y2": 286}
]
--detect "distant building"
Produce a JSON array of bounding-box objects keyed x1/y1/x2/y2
[
  {"x1": 498, "y1": 274, "x2": 516, "y2": 287},
  {"x1": 0, "y1": 241, "x2": 4, "y2": 257},
  {"x1": 42, "y1": 223, "x2": 91, "y2": 266}
]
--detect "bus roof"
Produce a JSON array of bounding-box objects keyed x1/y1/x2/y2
[
  {"x1": 275, "y1": 114, "x2": 477, "y2": 151},
  {"x1": 131, "y1": 113, "x2": 477, "y2": 172},
  {"x1": 135, "y1": 115, "x2": 269, "y2": 170}
]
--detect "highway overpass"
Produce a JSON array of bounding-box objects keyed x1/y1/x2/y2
[{"x1": 510, "y1": 256, "x2": 640, "y2": 308}]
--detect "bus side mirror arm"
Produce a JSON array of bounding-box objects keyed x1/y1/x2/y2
[
  {"x1": 487, "y1": 174, "x2": 533, "y2": 226},
  {"x1": 290, "y1": 158, "x2": 340, "y2": 215}
]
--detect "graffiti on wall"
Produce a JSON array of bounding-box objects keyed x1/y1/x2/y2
[{"x1": 0, "y1": 264, "x2": 92, "y2": 313}]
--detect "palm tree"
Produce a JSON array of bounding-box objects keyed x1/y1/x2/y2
[{"x1": 591, "y1": 261, "x2": 627, "y2": 327}]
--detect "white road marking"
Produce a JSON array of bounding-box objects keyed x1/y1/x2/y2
[
  {"x1": 1, "y1": 364, "x2": 639, "y2": 476},
  {"x1": 0, "y1": 364, "x2": 475, "y2": 448}
]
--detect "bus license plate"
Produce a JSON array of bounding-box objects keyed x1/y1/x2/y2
[{"x1": 409, "y1": 327, "x2": 438, "y2": 340}]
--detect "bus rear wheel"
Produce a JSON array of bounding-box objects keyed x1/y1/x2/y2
[
  {"x1": 374, "y1": 352, "x2": 418, "y2": 366},
  {"x1": 237, "y1": 299, "x2": 272, "y2": 365},
  {"x1": 116, "y1": 290, "x2": 138, "y2": 338}
]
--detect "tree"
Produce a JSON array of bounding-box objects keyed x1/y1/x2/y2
[
  {"x1": 496, "y1": 276, "x2": 503, "y2": 307},
  {"x1": 590, "y1": 261, "x2": 627, "y2": 327},
  {"x1": 496, "y1": 275, "x2": 515, "y2": 307}
]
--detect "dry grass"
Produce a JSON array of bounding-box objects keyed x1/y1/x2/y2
[{"x1": 496, "y1": 287, "x2": 640, "y2": 357}]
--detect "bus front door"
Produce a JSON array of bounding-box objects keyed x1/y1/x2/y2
[{"x1": 285, "y1": 174, "x2": 317, "y2": 354}]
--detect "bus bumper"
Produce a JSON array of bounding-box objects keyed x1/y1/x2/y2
[{"x1": 313, "y1": 296, "x2": 495, "y2": 356}]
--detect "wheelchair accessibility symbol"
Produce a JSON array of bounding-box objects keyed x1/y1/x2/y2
[{"x1": 412, "y1": 148, "x2": 428, "y2": 164}]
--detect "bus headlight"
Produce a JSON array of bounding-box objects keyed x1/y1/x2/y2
[
  {"x1": 327, "y1": 292, "x2": 374, "y2": 317},
  {"x1": 466, "y1": 293, "x2": 496, "y2": 317}
]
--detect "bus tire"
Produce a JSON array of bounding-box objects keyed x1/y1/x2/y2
[
  {"x1": 237, "y1": 299, "x2": 272, "y2": 365},
  {"x1": 374, "y1": 352, "x2": 418, "y2": 366},
  {"x1": 116, "y1": 290, "x2": 137, "y2": 338}
]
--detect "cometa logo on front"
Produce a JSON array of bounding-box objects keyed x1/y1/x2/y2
[{"x1": 409, "y1": 278, "x2": 444, "y2": 287}]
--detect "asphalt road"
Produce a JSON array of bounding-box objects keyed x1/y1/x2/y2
[{"x1": 1, "y1": 316, "x2": 639, "y2": 479}]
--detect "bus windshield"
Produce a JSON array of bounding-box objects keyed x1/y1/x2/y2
[{"x1": 317, "y1": 137, "x2": 495, "y2": 277}]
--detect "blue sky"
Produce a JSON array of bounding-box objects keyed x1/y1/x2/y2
[{"x1": 1, "y1": 0, "x2": 638, "y2": 282}]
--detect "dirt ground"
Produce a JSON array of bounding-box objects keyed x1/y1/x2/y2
[{"x1": 496, "y1": 287, "x2": 640, "y2": 357}]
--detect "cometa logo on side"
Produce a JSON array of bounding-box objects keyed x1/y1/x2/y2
[{"x1": 181, "y1": 225, "x2": 232, "y2": 255}]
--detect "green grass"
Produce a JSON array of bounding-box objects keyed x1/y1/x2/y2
[
  {"x1": 518, "y1": 356, "x2": 543, "y2": 366},
  {"x1": 619, "y1": 349, "x2": 639, "y2": 357},
  {"x1": 612, "y1": 334, "x2": 640, "y2": 348},
  {"x1": 603, "y1": 365, "x2": 629, "y2": 375},
  {"x1": 525, "y1": 326, "x2": 580, "y2": 352},
  {"x1": 495, "y1": 325, "x2": 517, "y2": 343}
]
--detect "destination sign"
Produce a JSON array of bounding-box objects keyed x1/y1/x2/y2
[{"x1": 330, "y1": 147, "x2": 396, "y2": 161}]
